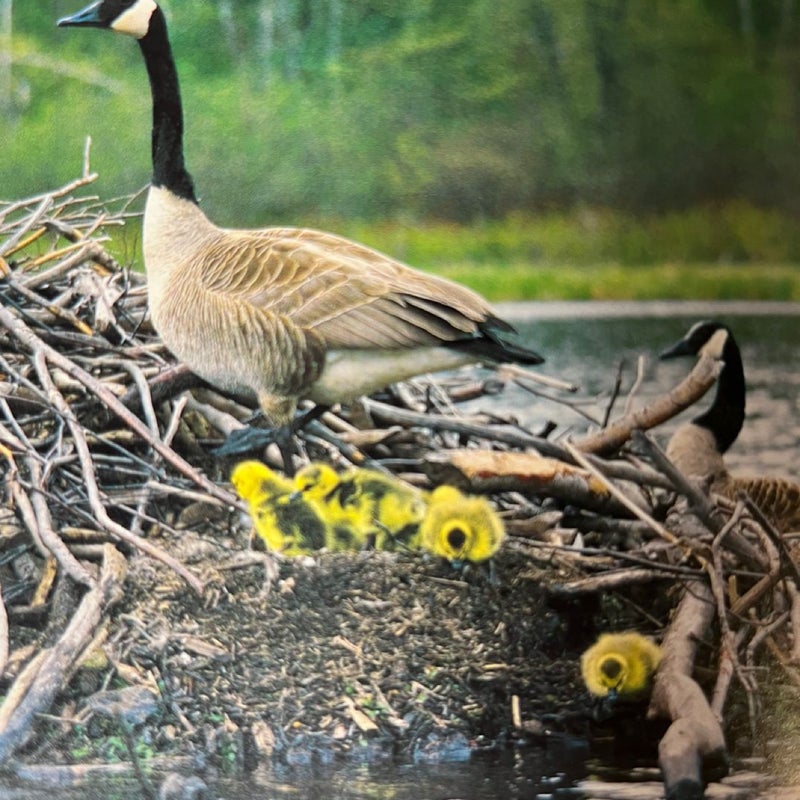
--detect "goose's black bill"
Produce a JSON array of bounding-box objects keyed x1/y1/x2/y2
[
  {"x1": 659, "y1": 338, "x2": 696, "y2": 360},
  {"x1": 57, "y1": 1, "x2": 106, "y2": 28}
]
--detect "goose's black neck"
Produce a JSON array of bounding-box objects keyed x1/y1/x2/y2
[
  {"x1": 694, "y1": 332, "x2": 745, "y2": 453},
  {"x1": 138, "y1": 7, "x2": 197, "y2": 203}
]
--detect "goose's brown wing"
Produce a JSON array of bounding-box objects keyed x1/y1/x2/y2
[
  {"x1": 731, "y1": 475, "x2": 800, "y2": 531},
  {"x1": 200, "y1": 227, "x2": 500, "y2": 350}
]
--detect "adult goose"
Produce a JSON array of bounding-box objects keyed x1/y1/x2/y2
[
  {"x1": 661, "y1": 320, "x2": 800, "y2": 532},
  {"x1": 58, "y1": 0, "x2": 543, "y2": 469}
]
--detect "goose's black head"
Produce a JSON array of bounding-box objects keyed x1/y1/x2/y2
[
  {"x1": 659, "y1": 320, "x2": 731, "y2": 362},
  {"x1": 59, "y1": 0, "x2": 197, "y2": 203},
  {"x1": 660, "y1": 319, "x2": 745, "y2": 453},
  {"x1": 58, "y1": 0, "x2": 158, "y2": 39}
]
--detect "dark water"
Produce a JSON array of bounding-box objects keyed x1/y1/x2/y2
[
  {"x1": 4, "y1": 302, "x2": 798, "y2": 800},
  {"x1": 220, "y1": 740, "x2": 591, "y2": 799},
  {"x1": 0, "y1": 741, "x2": 591, "y2": 800}
]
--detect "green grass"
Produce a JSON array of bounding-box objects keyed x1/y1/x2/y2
[
  {"x1": 432, "y1": 262, "x2": 800, "y2": 302},
  {"x1": 334, "y1": 203, "x2": 800, "y2": 269},
  {"x1": 88, "y1": 206, "x2": 800, "y2": 302}
]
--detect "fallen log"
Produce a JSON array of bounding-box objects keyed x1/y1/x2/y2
[
  {"x1": 423, "y1": 448, "x2": 640, "y2": 515},
  {"x1": 648, "y1": 580, "x2": 729, "y2": 798}
]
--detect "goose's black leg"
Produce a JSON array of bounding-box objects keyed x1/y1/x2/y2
[{"x1": 211, "y1": 404, "x2": 330, "y2": 475}]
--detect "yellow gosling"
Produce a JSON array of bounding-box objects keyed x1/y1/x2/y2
[
  {"x1": 230, "y1": 460, "x2": 327, "y2": 555},
  {"x1": 418, "y1": 485, "x2": 505, "y2": 565},
  {"x1": 341, "y1": 468, "x2": 428, "y2": 550},
  {"x1": 580, "y1": 632, "x2": 662, "y2": 701},
  {"x1": 292, "y1": 462, "x2": 365, "y2": 551},
  {"x1": 293, "y1": 462, "x2": 428, "y2": 551}
]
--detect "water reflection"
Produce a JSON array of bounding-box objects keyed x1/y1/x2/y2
[
  {"x1": 222, "y1": 738, "x2": 590, "y2": 799},
  {"x1": 0, "y1": 741, "x2": 590, "y2": 800}
]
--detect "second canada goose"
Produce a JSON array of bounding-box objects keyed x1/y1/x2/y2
[
  {"x1": 58, "y1": 0, "x2": 544, "y2": 469},
  {"x1": 661, "y1": 320, "x2": 800, "y2": 532}
]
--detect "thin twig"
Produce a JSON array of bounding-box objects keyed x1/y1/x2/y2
[
  {"x1": 563, "y1": 439, "x2": 704, "y2": 563},
  {"x1": 26, "y1": 339, "x2": 204, "y2": 594}
]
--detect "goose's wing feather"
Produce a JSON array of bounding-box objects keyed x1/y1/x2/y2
[
  {"x1": 201, "y1": 227, "x2": 504, "y2": 349},
  {"x1": 730, "y1": 475, "x2": 800, "y2": 531}
]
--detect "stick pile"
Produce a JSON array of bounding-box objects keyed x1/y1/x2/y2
[{"x1": 1, "y1": 169, "x2": 798, "y2": 796}]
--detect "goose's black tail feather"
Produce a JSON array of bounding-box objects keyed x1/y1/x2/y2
[{"x1": 452, "y1": 319, "x2": 544, "y2": 365}]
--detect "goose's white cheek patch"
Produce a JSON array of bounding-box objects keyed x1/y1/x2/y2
[{"x1": 111, "y1": 0, "x2": 157, "y2": 38}]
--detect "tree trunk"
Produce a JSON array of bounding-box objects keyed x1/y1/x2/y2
[{"x1": 0, "y1": 0, "x2": 12, "y2": 114}]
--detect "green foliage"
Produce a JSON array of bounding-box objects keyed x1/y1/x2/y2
[
  {"x1": 337, "y1": 202, "x2": 800, "y2": 269},
  {"x1": 435, "y1": 262, "x2": 800, "y2": 302},
  {"x1": 4, "y1": 0, "x2": 800, "y2": 304},
  {"x1": 109, "y1": 201, "x2": 800, "y2": 301},
  {"x1": 66, "y1": 721, "x2": 156, "y2": 765},
  {"x1": 3, "y1": 0, "x2": 800, "y2": 229}
]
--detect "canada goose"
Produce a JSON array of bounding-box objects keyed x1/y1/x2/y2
[
  {"x1": 661, "y1": 320, "x2": 800, "y2": 532},
  {"x1": 580, "y1": 632, "x2": 662, "y2": 701},
  {"x1": 230, "y1": 460, "x2": 327, "y2": 555},
  {"x1": 418, "y1": 485, "x2": 505, "y2": 566},
  {"x1": 58, "y1": 0, "x2": 544, "y2": 471},
  {"x1": 293, "y1": 462, "x2": 428, "y2": 551}
]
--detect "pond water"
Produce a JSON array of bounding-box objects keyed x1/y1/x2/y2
[
  {"x1": 0, "y1": 741, "x2": 590, "y2": 800},
  {"x1": 222, "y1": 740, "x2": 592, "y2": 799},
  {"x1": 4, "y1": 301, "x2": 799, "y2": 800}
]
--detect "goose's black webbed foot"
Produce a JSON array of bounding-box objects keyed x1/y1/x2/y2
[
  {"x1": 211, "y1": 424, "x2": 298, "y2": 475},
  {"x1": 211, "y1": 425, "x2": 276, "y2": 457},
  {"x1": 211, "y1": 405, "x2": 330, "y2": 475}
]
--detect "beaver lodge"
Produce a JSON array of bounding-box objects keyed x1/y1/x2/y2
[{"x1": 0, "y1": 168, "x2": 798, "y2": 799}]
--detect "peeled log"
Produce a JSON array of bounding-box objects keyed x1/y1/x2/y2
[
  {"x1": 653, "y1": 673, "x2": 728, "y2": 796},
  {"x1": 574, "y1": 355, "x2": 722, "y2": 456},
  {"x1": 423, "y1": 449, "x2": 641, "y2": 515},
  {"x1": 648, "y1": 581, "x2": 729, "y2": 798}
]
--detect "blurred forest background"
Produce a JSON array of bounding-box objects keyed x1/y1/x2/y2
[{"x1": 2, "y1": 0, "x2": 800, "y2": 296}]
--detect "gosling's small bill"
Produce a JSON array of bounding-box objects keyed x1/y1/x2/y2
[{"x1": 580, "y1": 632, "x2": 662, "y2": 701}]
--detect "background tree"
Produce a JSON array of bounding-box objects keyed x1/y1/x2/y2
[{"x1": 2, "y1": 0, "x2": 799, "y2": 228}]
